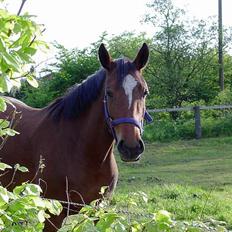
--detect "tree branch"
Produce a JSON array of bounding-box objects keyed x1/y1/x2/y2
[
  {"x1": 28, "y1": 27, "x2": 46, "y2": 47},
  {"x1": 17, "y1": 0, "x2": 27, "y2": 16}
]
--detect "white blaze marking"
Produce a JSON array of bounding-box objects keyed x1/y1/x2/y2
[{"x1": 122, "y1": 74, "x2": 137, "y2": 109}]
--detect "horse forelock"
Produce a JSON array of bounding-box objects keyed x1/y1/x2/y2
[{"x1": 115, "y1": 58, "x2": 136, "y2": 83}]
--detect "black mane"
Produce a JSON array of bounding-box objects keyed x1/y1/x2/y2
[
  {"x1": 47, "y1": 59, "x2": 135, "y2": 121},
  {"x1": 48, "y1": 69, "x2": 106, "y2": 120}
]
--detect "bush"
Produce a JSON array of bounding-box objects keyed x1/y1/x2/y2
[
  {"x1": 0, "y1": 163, "x2": 62, "y2": 231},
  {"x1": 58, "y1": 189, "x2": 229, "y2": 232},
  {"x1": 143, "y1": 111, "x2": 232, "y2": 142}
]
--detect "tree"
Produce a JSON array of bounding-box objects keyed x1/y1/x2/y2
[
  {"x1": 17, "y1": 43, "x2": 100, "y2": 107},
  {"x1": 0, "y1": 0, "x2": 47, "y2": 93},
  {"x1": 0, "y1": 1, "x2": 62, "y2": 231},
  {"x1": 18, "y1": 32, "x2": 151, "y2": 107},
  {"x1": 0, "y1": 0, "x2": 49, "y2": 141},
  {"x1": 143, "y1": 0, "x2": 232, "y2": 114},
  {"x1": 218, "y1": 0, "x2": 224, "y2": 90}
]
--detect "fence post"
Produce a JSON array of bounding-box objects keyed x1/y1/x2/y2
[{"x1": 193, "y1": 106, "x2": 202, "y2": 139}]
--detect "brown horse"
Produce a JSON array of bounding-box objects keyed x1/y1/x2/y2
[{"x1": 0, "y1": 43, "x2": 151, "y2": 231}]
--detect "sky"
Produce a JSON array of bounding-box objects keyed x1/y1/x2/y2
[
  {"x1": 5, "y1": 0, "x2": 232, "y2": 48},
  {"x1": 3, "y1": 0, "x2": 232, "y2": 63}
]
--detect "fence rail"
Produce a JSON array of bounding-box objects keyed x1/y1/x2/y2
[
  {"x1": 147, "y1": 104, "x2": 232, "y2": 113},
  {"x1": 44, "y1": 197, "x2": 153, "y2": 219},
  {"x1": 147, "y1": 104, "x2": 232, "y2": 139}
]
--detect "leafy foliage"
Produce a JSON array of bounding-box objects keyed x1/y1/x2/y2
[
  {"x1": 143, "y1": 110, "x2": 232, "y2": 142},
  {"x1": 0, "y1": 1, "x2": 47, "y2": 92},
  {"x1": 58, "y1": 190, "x2": 229, "y2": 232},
  {"x1": 18, "y1": 43, "x2": 100, "y2": 107},
  {"x1": 0, "y1": 0, "x2": 48, "y2": 144},
  {"x1": 0, "y1": 1, "x2": 64, "y2": 231},
  {"x1": 0, "y1": 163, "x2": 62, "y2": 231},
  {"x1": 142, "y1": 0, "x2": 232, "y2": 111},
  {"x1": 18, "y1": 32, "x2": 150, "y2": 107}
]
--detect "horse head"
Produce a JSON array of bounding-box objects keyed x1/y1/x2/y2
[{"x1": 99, "y1": 43, "x2": 151, "y2": 162}]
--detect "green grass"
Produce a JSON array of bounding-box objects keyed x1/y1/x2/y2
[{"x1": 114, "y1": 137, "x2": 232, "y2": 229}]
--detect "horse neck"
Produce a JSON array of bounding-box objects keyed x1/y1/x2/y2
[{"x1": 68, "y1": 92, "x2": 114, "y2": 163}]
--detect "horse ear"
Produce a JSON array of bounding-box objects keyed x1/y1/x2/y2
[
  {"x1": 98, "y1": 43, "x2": 112, "y2": 71},
  {"x1": 133, "y1": 43, "x2": 149, "y2": 70}
]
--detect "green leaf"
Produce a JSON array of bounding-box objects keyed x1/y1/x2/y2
[
  {"x1": 0, "y1": 186, "x2": 9, "y2": 206},
  {"x1": 24, "y1": 183, "x2": 42, "y2": 196},
  {"x1": 186, "y1": 227, "x2": 202, "y2": 232},
  {"x1": 16, "y1": 50, "x2": 33, "y2": 63},
  {"x1": 72, "y1": 218, "x2": 97, "y2": 232},
  {"x1": 13, "y1": 184, "x2": 26, "y2": 195},
  {"x1": 137, "y1": 191, "x2": 148, "y2": 203},
  {"x1": 5, "y1": 21, "x2": 14, "y2": 31},
  {"x1": 31, "y1": 196, "x2": 46, "y2": 208},
  {"x1": 0, "y1": 162, "x2": 12, "y2": 171},
  {"x1": 0, "y1": 217, "x2": 4, "y2": 226},
  {"x1": 0, "y1": 119, "x2": 10, "y2": 128},
  {"x1": 112, "y1": 221, "x2": 126, "y2": 232},
  {"x1": 0, "y1": 38, "x2": 6, "y2": 52},
  {"x1": 26, "y1": 75, "x2": 38, "y2": 88},
  {"x1": 8, "y1": 199, "x2": 27, "y2": 212},
  {"x1": 2, "y1": 51, "x2": 20, "y2": 72},
  {"x1": 155, "y1": 210, "x2": 173, "y2": 225},
  {"x1": 7, "y1": 191, "x2": 16, "y2": 200},
  {"x1": 45, "y1": 200, "x2": 63, "y2": 215},
  {"x1": 0, "y1": 97, "x2": 7, "y2": 112},
  {"x1": 24, "y1": 47, "x2": 37, "y2": 56},
  {"x1": 100, "y1": 186, "x2": 109, "y2": 195},
  {"x1": 61, "y1": 214, "x2": 88, "y2": 228},
  {"x1": 37, "y1": 210, "x2": 46, "y2": 223},
  {"x1": 0, "y1": 213, "x2": 13, "y2": 224},
  {"x1": 0, "y1": 76, "x2": 9, "y2": 93},
  {"x1": 96, "y1": 213, "x2": 120, "y2": 230},
  {"x1": 3, "y1": 128, "x2": 19, "y2": 136},
  {"x1": 13, "y1": 22, "x2": 22, "y2": 34},
  {"x1": 16, "y1": 165, "x2": 29, "y2": 173}
]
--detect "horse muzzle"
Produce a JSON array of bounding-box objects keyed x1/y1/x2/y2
[{"x1": 117, "y1": 139, "x2": 144, "y2": 162}]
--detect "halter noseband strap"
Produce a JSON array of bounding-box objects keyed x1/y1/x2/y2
[
  {"x1": 103, "y1": 59, "x2": 153, "y2": 142},
  {"x1": 103, "y1": 94, "x2": 152, "y2": 142}
]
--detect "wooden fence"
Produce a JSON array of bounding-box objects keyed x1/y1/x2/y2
[{"x1": 147, "y1": 105, "x2": 232, "y2": 139}]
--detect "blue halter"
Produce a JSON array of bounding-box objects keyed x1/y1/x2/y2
[{"x1": 103, "y1": 60, "x2": 153, "y2": 142}]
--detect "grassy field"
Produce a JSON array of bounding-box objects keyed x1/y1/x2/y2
[{"x1": 114, "y1": 136, "x2": 232, "y2": 229}]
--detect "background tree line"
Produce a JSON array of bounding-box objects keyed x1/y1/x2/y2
[
  {"x1": 14, "y1": 0, "x2": 232, "y2": 141},
  {"x1": 17, "y1": 0, "x2": 232, "y2": 110}
]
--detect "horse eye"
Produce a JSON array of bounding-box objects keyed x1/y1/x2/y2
[
  {"x1": 106, "y1": 90, "x2": 113, "y2": 98},
  {"x1": 143, "y1": 90, "x2": 149, "y2": 97}
]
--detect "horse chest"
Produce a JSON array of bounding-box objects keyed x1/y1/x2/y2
[{"x1": 72, "y1": 155, "x2": 118, "y2": 201}]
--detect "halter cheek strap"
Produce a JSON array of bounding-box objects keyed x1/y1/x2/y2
[
  {"x1": 144, "y1": 111, "x2": 153, "y2": 124},
  {"x1": 103, "y1": 95, "x2": 153, "y2": 142},
  {"x1": 103, "y1": 59, "x2": 153, "y2": 142}
]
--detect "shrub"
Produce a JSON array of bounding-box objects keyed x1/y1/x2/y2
[
  {"x1": 0, "y1": 163, "x2": 62, "y2": 231},
  {"x1": 59, "y1": 189, "x2": 229, "y2": 232},
  {"x1": 143, "y1": 111, "x2": 232, "y2": 142}
]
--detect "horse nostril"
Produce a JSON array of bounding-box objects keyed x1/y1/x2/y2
[
  {"x1": 138, "y1": 139, "x2": 144, "y2": 153},
  {"x1": 118, "y1": 140, "x2": 126, "y2": 151},
  {"x1": 117, "y1": 139, "x2": 144, "y2": 158},
  {"x1": 117, "y1": 140, "x2": 128, "y2": 157}
]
